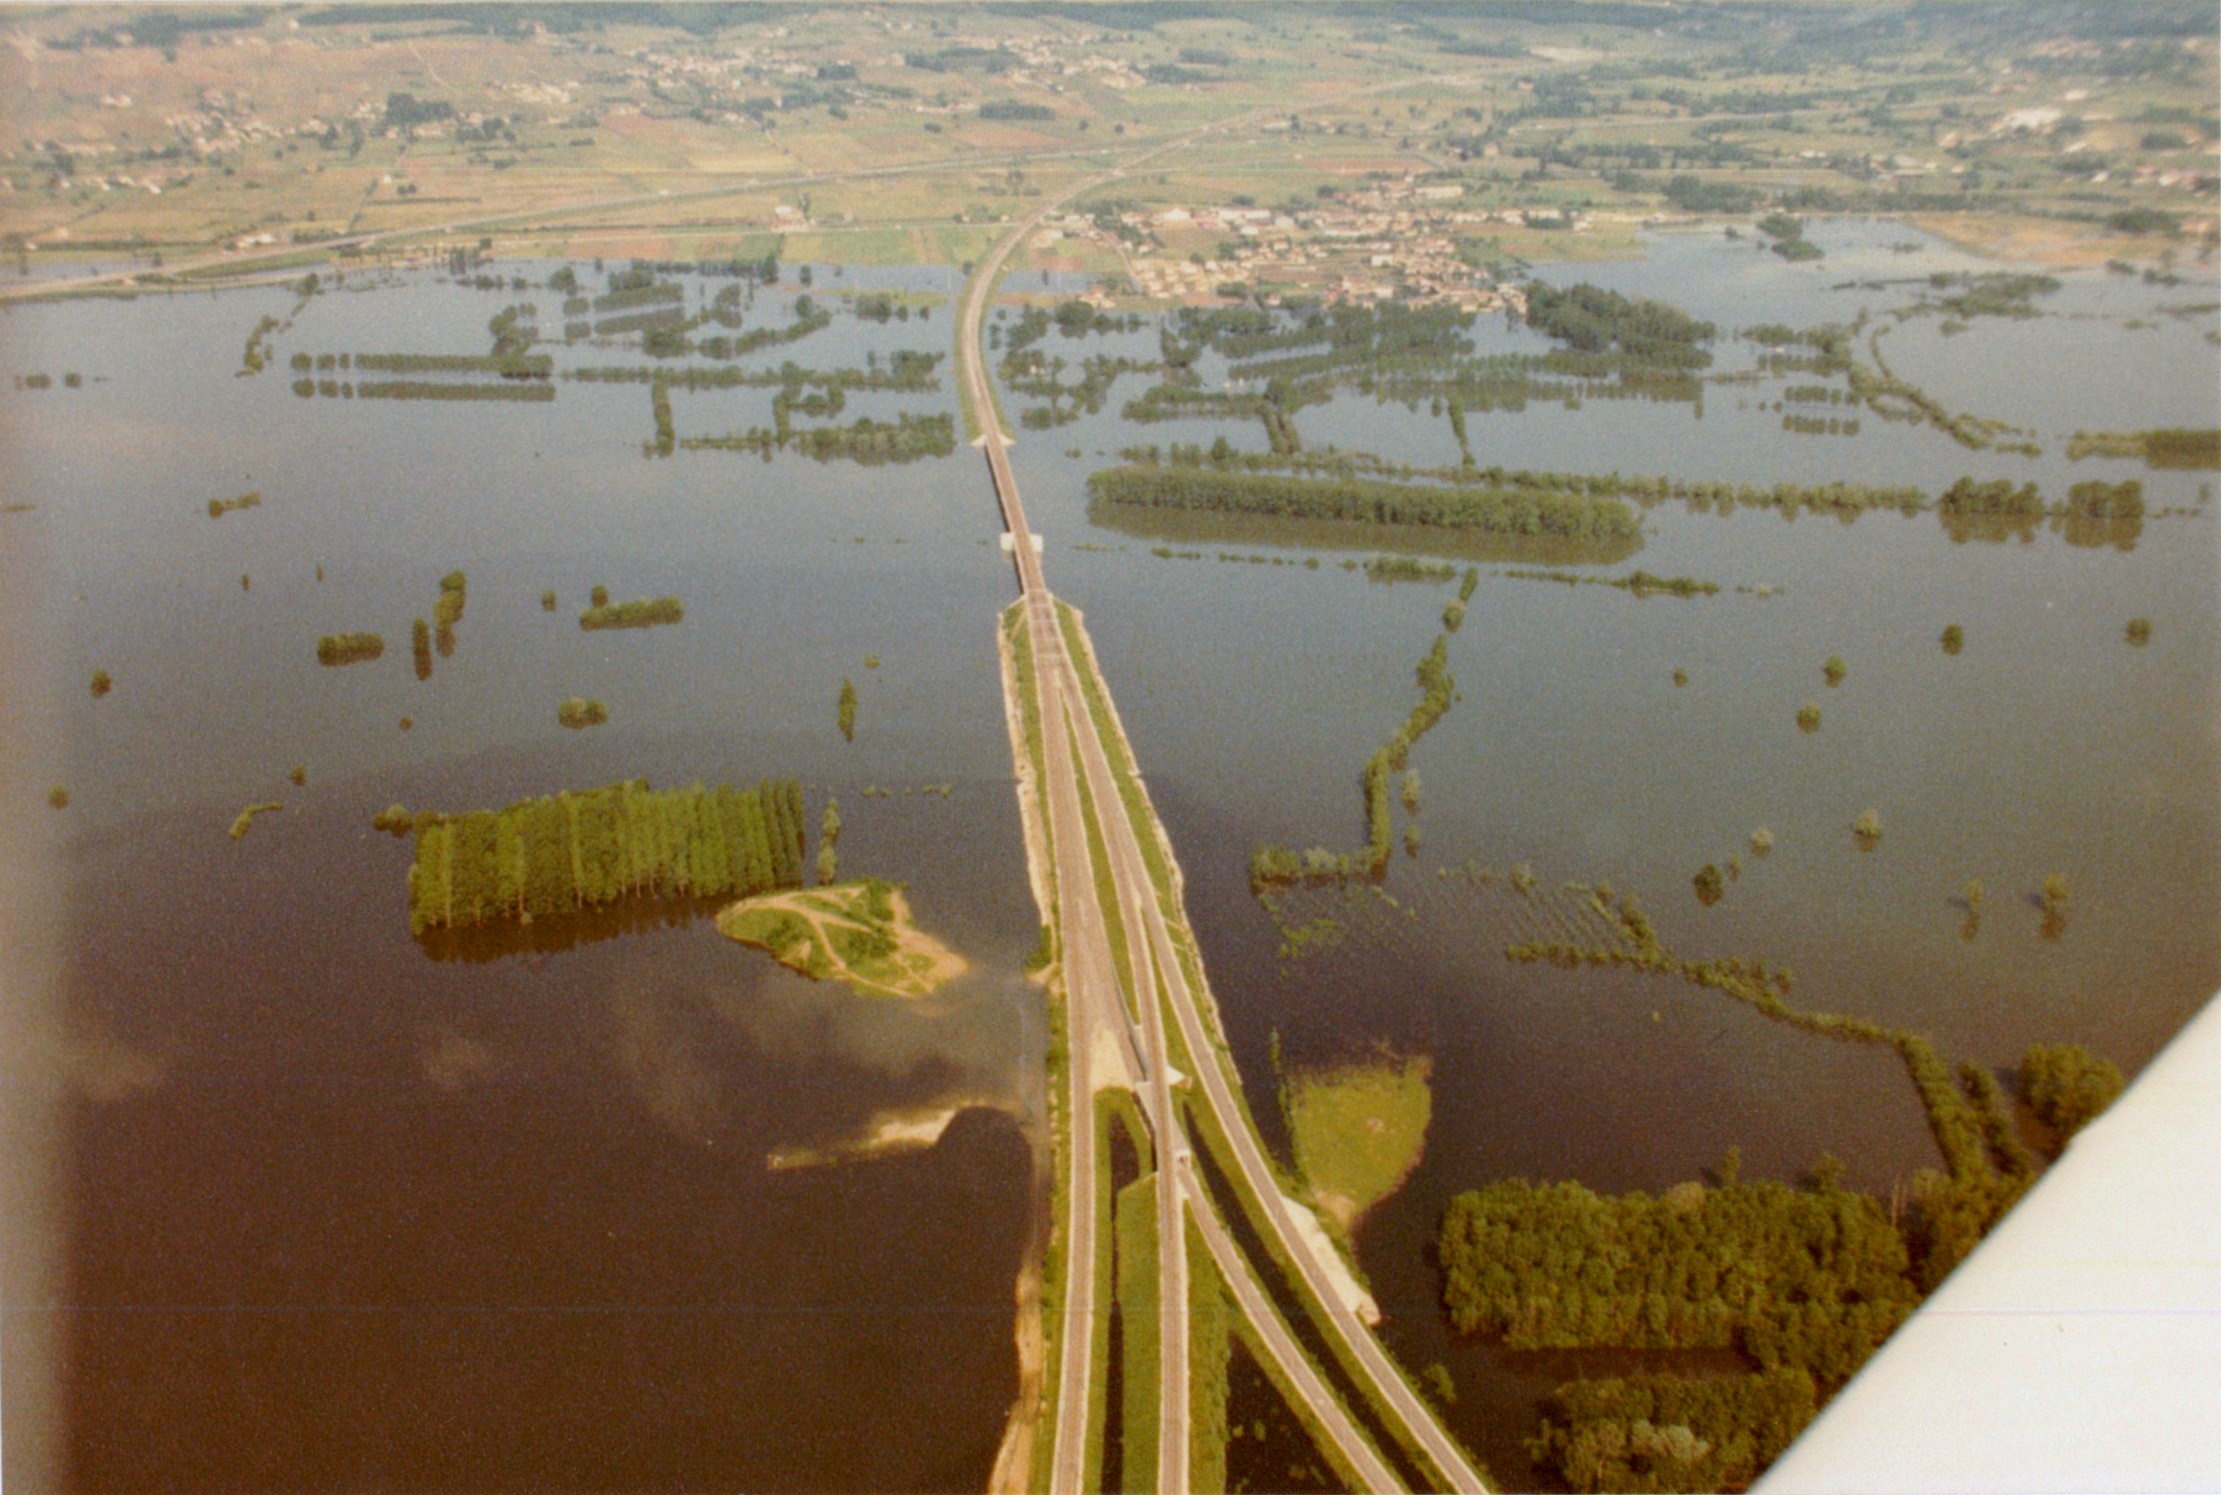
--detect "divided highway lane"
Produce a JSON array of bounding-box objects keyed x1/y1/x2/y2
[
  {"x1": 1025, "y1": 555, "x2": 1491, "y2": 1494},
  {"x1": 958, "y1": 97, "x2": 1489, "y2": 1495},
  {"x1": 1179, "y1": 1167, "x2": 1401, "y2": 1495},
  {"x1": 1029, "y1": 633, "x2": 1120, "y2": 1495}
]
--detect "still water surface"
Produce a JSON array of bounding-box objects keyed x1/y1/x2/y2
[{"x1": 4, "y1": 223, "x2": 2216, "y2": 1487}]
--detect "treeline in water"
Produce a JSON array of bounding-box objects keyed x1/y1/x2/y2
[
  {"x1": 1937, "y1": 476, "x2": 2149, "y2": 548},
  {"x1": 1006, "y1": 350, "x2": 1158, "y2": 428},
  {"x1": 1783, "y1": 412, "x2": 1859, "y2": 436},
  {"x1": 1364, "y1": 555, "x2": 1458, "y2": 585},
  {"x1": 1087, "y1": 464, "x2": 1640, "y2": 544},
  {"x1": 649, "y1": 378, "x2": 675, "y2": 456},
  {"x1": 569, "y1": 351, "x2": 942, "y2": 394},
  {"x1": 592, "y1": 281, "x2": 684, "y2": 314},
  {"x1": 594, "y1": 306, "x2": 688, "y2": 339},
  {"x1": 1914, "y1": 271, "x2": 2059, "y2": 322},
  {"x1": 580, "y1": 595, "x2": 684, "y2": 630},
  {"x1": 1116, "y1": 443, "x2": 1927, "y2": 521},
  {"x1": 207, "y1": 491, "x2": 262, "y2": 518},
  {"x1": 317, "y1": 632, "x2": 384, "y2": 665},
  {"x1": 1216, "y1": 301, "x2": 1477, "y2": 383},
  {"x1": 433, "y1": 570, "x2": 466, "y2": 656},
  {"x1": 1502, "y1": 567, "x2": 1720, "y2": 598},
  {"x1": 1850, "y1": 331, "x2": 2029, "y2": 453},
  {"x1": 557, "y1": 697, "x2": 609, "y2": 729},
  {"x1": 1251, "y1": 631, "x2": 1455, "y2": 894},
  {"x1": 681, "y1": 411, "x2": 953, "y2": 465},
  {"x1": 1936, "y1": 475, "x2": 2043, "y2": 544},
  {"x1": 406, "y1": 777, "x2": 806, "y2": 935},
  {"x1": 694, "y1": 295, "x2": 832, "y2": 358},
  {"x1": 230, "y1": 801, "x2": 283, "y2": 840},
  {"x1": 600, "y1": 253, "x2": 780, "y2": 288},
  {"x1": 1524, "y1": 281, "x2": 1715, "y2": 370},
  {"x1": 1529, "y1": 1368, "x2": 1818, "y2": 1494},
  {"x1": 352, "y1": 380, "x2": 556, "y2": 402},
  {"x1": 2067, "y1": 427, "x2": 2220, "y2": 469},
  {"x1": 1505, "y1": 915, "x2": 2037, "y2": 1294},
  {"x1": 1137, "y1": 297, "x2": 1708, "y2": 428},
  {"x1": 2059, "y1": 478, "x2": 2146, "y2": 551},
  {"x1": 344, "y1": 351, "x2": 553, "y2": 379},
  {"x1": 243, "y1": 314, "x2": 280, "y2": 375}
]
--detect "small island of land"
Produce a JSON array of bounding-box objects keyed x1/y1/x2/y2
[{"x1": 717, "y1": 878, "x2": 966, "y2": 999}]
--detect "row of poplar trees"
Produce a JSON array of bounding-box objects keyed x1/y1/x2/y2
[{"x1": 407, "y1": 778, "x2": 805, "y2": 935}]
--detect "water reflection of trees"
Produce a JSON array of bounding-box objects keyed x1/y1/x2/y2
[{"x1": 414, "y1": 894, "x2": 724, "y2": 963}]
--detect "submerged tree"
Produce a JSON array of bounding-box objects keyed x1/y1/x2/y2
[
  {"x1": 230, "y1": 801, "x2": 283, "y2": 840},
  {"x1": 1693, "y1": 862, "x2": 1726, "y2": 906},
  {"x1": 90, "y1": 668, "x2": 112, "y2": 698},
  {"x1": 1941, "y1": 624, "x2": 1964, "y2": 656},
  {"x1": 2125, "y1": 617, "x2": 2153, "y2": 646},
  {"x1": 2039, "y1": 871, "x2": 2072, "y2": 941},
  {"x1": 1853, "y1": 809, "x2": 1883, "y2": 849},
  {"x1": 317, "y1": 632, "x2": 385, "y2": 666}
]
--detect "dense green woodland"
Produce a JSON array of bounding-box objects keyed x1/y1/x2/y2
[
  {"x1": 1440, "y1": 1176, "x2": 1917, "y2": 1385},
  {"x1": 1530, "y1": 1368, "x2": 1818, "y2": 1494},
  {"x1": 407, "y1": 777, "x2": 804, "y2": 935}
]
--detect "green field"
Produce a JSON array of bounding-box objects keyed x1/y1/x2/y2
[{"x1": 1284, "y1": 1054, "x2": 1434, "y2": 1232}]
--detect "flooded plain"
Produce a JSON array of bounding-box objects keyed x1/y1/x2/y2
[{"x1": 4, "y1": 221, "x2": 2216, "y2": 1487}]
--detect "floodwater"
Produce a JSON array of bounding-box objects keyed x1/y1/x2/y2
[
  {"x1": 1011, "y1": 221, "x2": 2220, "y2": 1483},
  {"x1": 3, "y1": 220, "x2": 2216, "y2": 1489},
  {"x1": 4, "y1": 264, "x2": 1046, "y2": 1491}
]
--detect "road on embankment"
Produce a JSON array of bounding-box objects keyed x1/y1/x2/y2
[{"x1": 957, "y1": 127, "x2": 1489, "y2": 1495}]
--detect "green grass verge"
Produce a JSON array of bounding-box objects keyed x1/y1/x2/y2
[
  {"x1": 1116, "y1": 1172, "x2": 1161, "y2": 1494},
  {"x1": 1084, "y1": 1089, "x2": 1152, "y2": 1494},
  {"x1": 1004, "y1": 604, "x2": 1048, "y2": 810},
  {"x1": 1188, "y1": 1215, "x2": 1235, "y2": 1495},
  {"x1": 1068, "y1": 733, "x2": 1139, "y2": 1015},
  {"x1": 1225, "y1": 1317, "x2": 1370, "y2": 1495},
  {"x1": 1176, "y1": 1085, "x2": 1460, "y2": 1494},
  {"x1": 1006, "y1": 600, "x2": 1074, "y2": 1495},
  {"x1": 1028, "y1": 948, "x2": 1073, "y2": 1495},
  {"x1": 1052, "y1": 600, "x2": 1224, "y2": 1052}
]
